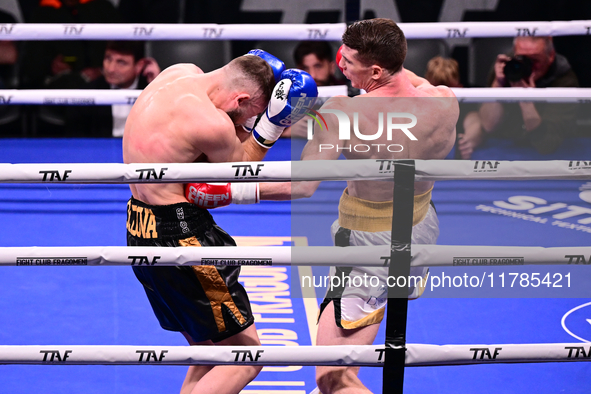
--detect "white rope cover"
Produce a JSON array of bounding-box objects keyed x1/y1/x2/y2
[
  {"x1": 1, "y1": 160, "x2": 590, "y2": 184},
  {"x1": 1, "y1": 87, "x2": 590, "y2": 105},
  {"x1": 451, "y1": 87, "x2": 591, "y2": 103},
  {"x1": 2, "y1": 245, "x2": 591, "y2": 267},
  {"x1": 0, "y1": 21, "x2": 590, "y2": 41},
  {"x1": 0, "y1": 343, "x2": 588, "y2": 366}
]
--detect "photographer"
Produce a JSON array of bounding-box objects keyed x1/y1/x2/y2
[{"x1": 473, "y1": 36, "x2": 579, "y2": 155}]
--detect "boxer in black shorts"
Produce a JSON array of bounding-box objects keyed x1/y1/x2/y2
[
  {"x1": 127, "y1": 197, "x2": 254, "y2": 343},
  {"x1": 122, "y1": 48, "x2": 316, "y2": 393}
]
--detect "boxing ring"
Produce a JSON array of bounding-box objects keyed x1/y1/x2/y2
[{"x1": 1, "y1": 19, "x2": 591, "y2": 394}]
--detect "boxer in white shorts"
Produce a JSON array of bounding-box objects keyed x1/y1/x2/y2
[
  {"x1": 319, "y1": 188, "x2": 439, "y2": 331},
  {"x1": 260, "y1": 18, "x2": 458, "y2": 394}
]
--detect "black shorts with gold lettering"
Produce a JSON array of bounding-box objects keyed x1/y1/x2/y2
[{"x1": 126, "y1": 197, "x2": 254, "y2": 343}]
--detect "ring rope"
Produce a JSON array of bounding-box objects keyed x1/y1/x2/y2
[
  {"x1": 2, "y1": 88, "x2": 588, "y2": 106},
  {"x1": 0, "y1": 343, "x2": 588, "y2": 366},
  {"x1": 3, "y1": 19, "x2": 589, "y2": 380},
  {"x1": 1, "y1": 160, "x2": 590, "y2": 184},
  {"x1": 1, "y1": 20, "x2": 590, "y2": 41},
  {"x1": 3, "y1": 245, "x2": 590, "y2": 267}
]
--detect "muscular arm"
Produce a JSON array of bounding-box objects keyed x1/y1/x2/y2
[
  {"x1": 194, "y1": 108, "x2": 269, "y2": 164},
  {"x1": 237, "y1": 134, "x2": 270, "y2": 162},
  {"x1": 259, "y1": 98, "x2": 345, "y2": 200},
  {"x1": 479, "y1": 54, "x2": 511, "y2": 133},
  {"x1": 479, "y1": 102, "x2": 505, "y2": 133}
]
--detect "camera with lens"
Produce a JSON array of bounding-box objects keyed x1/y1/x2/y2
[{"x1": 503, "y1": 55, "x2": 533, "y2": 82}]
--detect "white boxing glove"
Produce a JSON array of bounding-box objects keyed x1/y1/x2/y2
[{"x1": 252, "y1": 69, "x2": 318, "y2": 148}]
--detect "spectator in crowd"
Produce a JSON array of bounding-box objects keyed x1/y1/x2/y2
[
  {"x1": 21, "y1": 0, "x2": 121, "y2": 89},
  {"x1": 425, "y1": 56, "x2": 461, "y2": 87},
  {"x1": 0, "y1": 41, "x2": 18, "y2": 89},
  {"x1": 66, "y1": 41, "x2": 160, "y2": 137},
  {"x1": 0, "y1": 10, "x2": 20, "y2": 136},
  {"x1": 424, "y1": 56, "x2": 482, "y2": 159},
  {"x1": 467, "y1": 36, "x2": 579, "y2": 156},
  {"x1": 293, "y1": 41, "x2": 345, "y2": 87},
  {"x1": 0, "y1": 10, "x2": 18, "y2": 89},
  {"x1": 283, "y1": 41, "x2": 347, "y2": 138}
]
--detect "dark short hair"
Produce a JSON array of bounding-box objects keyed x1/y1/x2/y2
[
  {"x1": 105, "y1": 41, "x2": 146, "y2": 62},
  {"x1": 342, "y1": 18, "x2": 406, "y2": 74},
  {"x1": 293, "y1": 41, "x2": 334, "y2": 66},
  {"x1": 229, "y1": 55, "x2": 275, "y2": 103}
]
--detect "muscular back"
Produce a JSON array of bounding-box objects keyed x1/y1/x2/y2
[
  {"x1": 303, "y1": 80, "x2": 458, "y2": 201},
  {"x1": 122, "y1": 64, "x2": 238, "y2": 205}
]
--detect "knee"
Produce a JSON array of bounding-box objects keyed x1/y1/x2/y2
[
  {"x1": 316, "y1": 367, "x2": 356, "y2": 394},
  {"x1": 246, "y1": 365, "x2": 263, "y2": 382}
]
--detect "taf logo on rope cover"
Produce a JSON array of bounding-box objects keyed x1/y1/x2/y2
[
  {"x1": 376, "y1": 159, "x2": 398, "y2": 174},
  {"x1": 136, "y1": 167, "x2": 168, "y2": 180},
  {"x1": 128, "y1": 255, "x2": 161, "y2": 266},
  {"x1": 39, "y1": 170, "x2": 72, "y2": 181},
  {"x1": 473, "y1": 161, "x2": 500, "y2": 172},
  {"x1": 470, "y1": 347, "x2": 502, "y2": 360},
  {"x1": 133, "y1": 26, "x2": 154, "y2": 36},
  {"x1": 40, "y1": 350, "x2": 72, "y2": 362},
  {"x1": 565, "y1": 346, "x2": 591, "y2": 358},
  {"x1": 307, "y1": 29, "x2": 328, "y2": 39},
  {"x1": 63, "y1": 25, "x2": 84, "y2": 35},
  {"x1": 0, "y1": 24, "x2": 14, "y2": 35},
  {"x1": 232, "y1": 349, "x2": 264, "y2": 362},
  {"x1": 446, "y1": 28, "x2": 468, "y2": 38},
  {"x1": 232, "y1": 164, "x2": 264, "y2": 179},
  {"x1": 202, "y1": 28, "x2": 223, "y2": 38},
  {"x1": 515, "y1": 27, "x2": 538, "y2": 37},
  {"x1": 375, "y1": 348, "x2": 385, "y2": 362},
  {"x1": 568, "y1": 161, "x2": 591, "y2": 170},
  {"x1": 136, "y1": 349, "x2": 168, "y2": 362},
  {"x1": 564, "y1": 255, "x2": 591, "y2": 264}
]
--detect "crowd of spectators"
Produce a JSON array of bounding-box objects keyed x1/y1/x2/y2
[{"x1": 0, "y1": 0, "x2": 588, "y2": 157}]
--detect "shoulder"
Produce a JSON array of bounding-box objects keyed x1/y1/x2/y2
[
  {"x1": 164, "y1": 63, "x2": 205, "y2": 75},
  {"x1": 417, "y1": 83, "x2": 456, "y2": 99},
  {"x1": 175, "y1": 95, "x2": 233, "y2": 138},
  {"x1": 319, "y1": 95, "x2": 351, "y2": 111}
]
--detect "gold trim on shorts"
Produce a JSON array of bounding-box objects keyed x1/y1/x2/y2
[
  {"x1": 179, "y1": 236, "x2": 247, "y2": 332},
  {"x1": 338, "y1": 187, "x2": 433, "y2": 232},
  {"x1": 341, "y1": 308, "x2": 385, "y2": 330}
]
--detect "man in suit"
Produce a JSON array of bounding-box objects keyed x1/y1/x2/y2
[{"x1": 66, "y1": 41, "x2": 160, "y2": 137}]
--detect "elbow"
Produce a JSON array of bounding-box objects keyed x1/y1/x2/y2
[
  {"x1": 292, "y1": 181, "x2": 318, "y2": 200},
  {"x1": 300, "y1": 188, "x2": 315, "y2": 199}
]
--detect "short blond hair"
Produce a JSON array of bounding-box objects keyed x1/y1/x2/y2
[{"x1": 424, "y1": 56, "x2": 460, "y2": 87}]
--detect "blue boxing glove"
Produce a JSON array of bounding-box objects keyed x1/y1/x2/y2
[
  {"x1": 242, "y1": 49, "x2": 287, "y2": 133},
  {"x1": 247, "y1": 49, "x2": 285, "y2": 84},
  {"x1": 252, "y1": 69, "x2": 318, "y2": 148}
]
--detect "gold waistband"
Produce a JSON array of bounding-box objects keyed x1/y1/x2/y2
[{"x1": 338, "y1": 187, "x2": 433, "y2": 232}]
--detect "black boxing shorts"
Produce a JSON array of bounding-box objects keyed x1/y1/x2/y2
[{"x1": 126, "y1": 197, "x2": 254, "y2": 343}]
